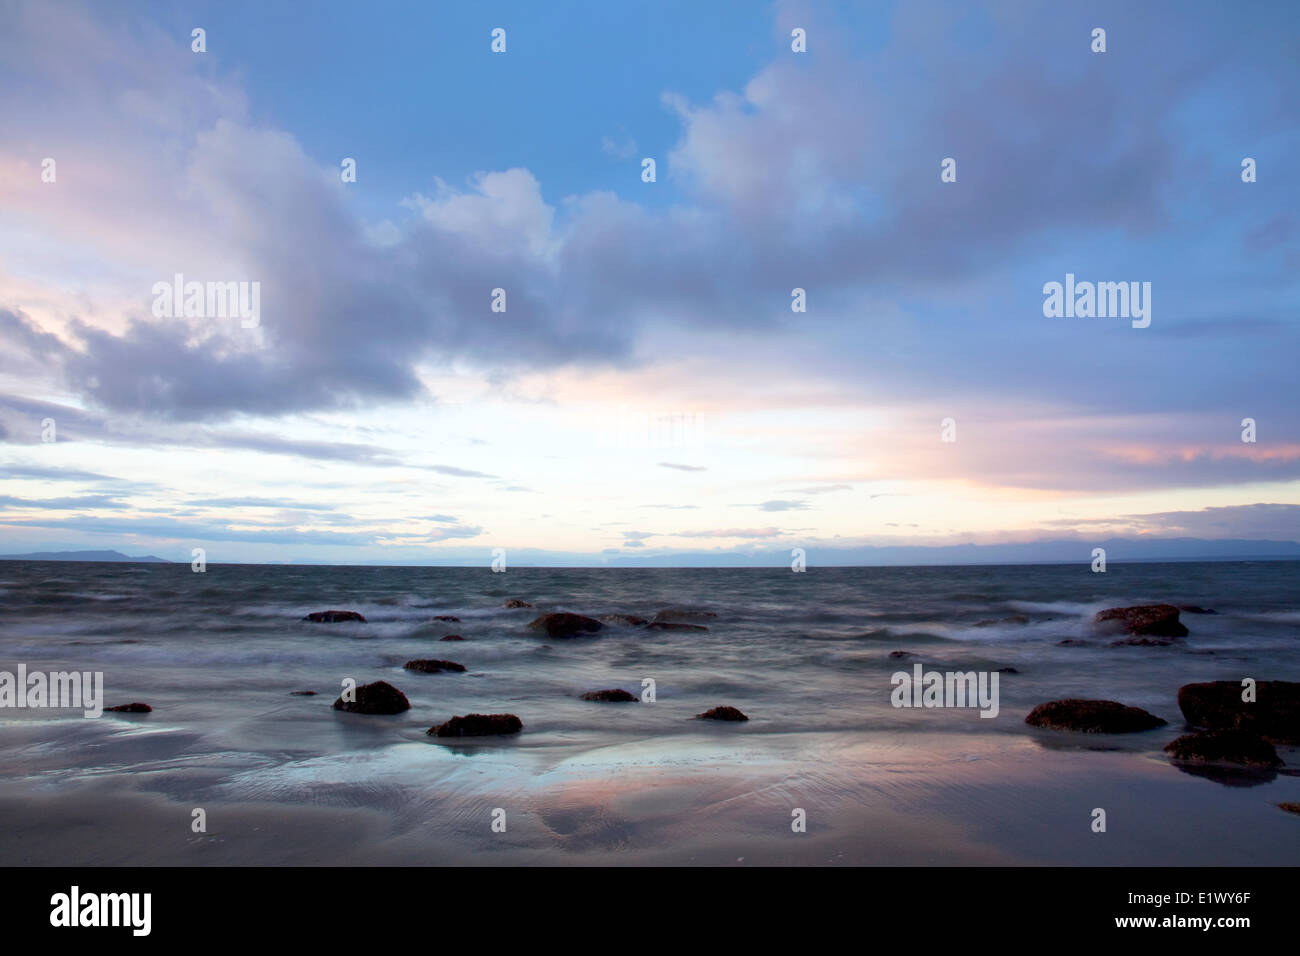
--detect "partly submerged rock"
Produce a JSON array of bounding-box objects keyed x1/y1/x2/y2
[
  {"x1": 1057, "y1": 639, "x2": 1091, "y2": 647},
  {"x1": 1176, "y1": 680, "x2": 1300, "y2": 744},
  {"x1": 440, "y1": 634, "x2": 465, "y2": 641},
  {"x1": 600, "y1": 614, "x2": 649, "y2": 627},
  {"x1": 105, "y1": 702, "x2": 152, "y2": 713},
  {"x1": 697, "y1": 705, "x2": 748, "y2": 721},
  {"x1": 332, "y1": 680, "x2": 410, "y2": 715},
  {"x1": 1110, "y1": 635, "x2": 1178, "y2": 647},
  {"x1": 432, "y1": 615, "x2": 460, "y2": 623},
  {"x1": 1279, "y1": 802, "x2": 1300, "y2": 816},
  {"x1": 653, "y1": 608, "x2": 718, "y2": 624},
  {"x1": 580, "y1": 689, "x2": 638, "y2": 702},
  {"x1": 1094, "y1": 604, "x2": 1188, "y2": 638},
  {"x1": 646, "y1": 621, "x2": 708, "y2": 632},
  {"x1": 503, "y1": 599, "x2": 533, "y2": 609},
  {"x1": 289, "y1": 690, "x2": 317, "y2": 696},
  {"x1": 1164, "y1": 730, "x2": 1282, "y2": 768},
  {"x1": 888, "y1": 650, "x2": 914, "y2": 659},
  {"x1": 1179, "y1": 605, "x2": 1217, "y2": 615},
  {"x1": 1024, "y1": 699, "x2": 1166, "y2": 733},
  {"x1": 528, "y1": 612, "x2": 603, "y2": 638},
  {"x1": 403, "y1": 659, "x2": 466, "y2": 674},
  {"x1": 303, "y1": 610, "x2": 367, "y2": 623},
  {"x1": 428, "y1": 713, "x2": 522, "y2": 737}
]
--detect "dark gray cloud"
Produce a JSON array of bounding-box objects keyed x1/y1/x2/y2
[
  {"x1": 0, "y1": 393, "x2": 410, "y2": 466},
  {"x1": 2, "y1": 2, "x2": 1283, "y2": 433}
]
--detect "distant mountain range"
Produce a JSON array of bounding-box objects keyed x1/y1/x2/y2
[
  {"x1": 0, "y1": 537, "x2": 1297, "y2": 567},
  {"x1": 0, "y1": 549, "x2": 170, "y2": 563}
]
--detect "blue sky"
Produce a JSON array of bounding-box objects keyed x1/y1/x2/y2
[{"x1": 1, "y1": 0, "x2": 1298, "y2": 565}]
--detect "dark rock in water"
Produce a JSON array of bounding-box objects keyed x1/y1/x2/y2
[
  {"x1": 106, "y1": 702, "x2": 152, "y2": 713},
  {"x1": 1025, "y1": 699, "x2": 1166, "y2": 733},
  {"x1": 440, "y1": 634, "x2": 465, "y2": 641},
  {"x1": 428, "y1": 713, "x2": 522, "y2": 737},
  {"x1": 1057, "y1": 639, "x2": 1090, "y2": 647},
  {"x1": 1095, "y1": 604, "x2": 1188, "y2": 637},
  {"x1": 432, "y1": 615, "x2": 460, "y2": 623},
  {"x1": 697, "y1": 705, "x2": 748, "y2": 721},
  {"x1": 1164, "y1": 730, "x2": 1282, "y2": 768},
  {"x1": 1279, "y1": 802, "x2": 1300, "y2": 815},
  {"x1": 600, "y1": 614, "x2": 649, "y2": 627},
  {"x1": 332, "y1": 680, "x2": 410, "y2": 714},
  {"x1": 975, "y1": 615, "x2": 1030, "y2": 627},
  {"x1": 581, "y1": 689, "x2": 637, "y2": 702},
  {"x1": 646, "y1": 621, "x2": 708, "y2": 632},
  {"x1": 653, "y1": 608, "x2": 718, "y2": 624},
  {"x1": 1179, "y1": 605, "x2": 1217, "y2": 615},
  {"x1": 1110, "y1": 635, "x2": 1177, "y2": 647},
  {"x1": 996, "y1": 667, "x2": 1019, "y2": 674},
  {"x1": 403, "y1": 659, "x2": 466, "y2": 674},
  {"x1": 303, "y1": 609, "x2": 367, "y2": 623},
  {"x1": 1176, "y1": 680, "x2": 1300, "y2": 744},
  {"x1": 528, "y1": 612, "x2": 603, "y2": 638},
  {"x1": 503, "y1": 599, "x2": 533, "y2": 609},
  {"x1": 888, "y1": 650, "x2": 913, "y2": 659},
  {"x1": 290, "y1": 690, "x2": 317, "y2": 696}
]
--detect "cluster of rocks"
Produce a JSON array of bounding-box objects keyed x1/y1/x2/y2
[
  {"x1": 297, "y1": 603, "x2": 746, "y2": 736},
  {"x1": 1024, "y1": 675, "x2": 1298, "y2": 775}
]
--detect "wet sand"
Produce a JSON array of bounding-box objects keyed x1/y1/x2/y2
[{"x1": 2, "y1": 724, "x2": 1296, "y2": 866}]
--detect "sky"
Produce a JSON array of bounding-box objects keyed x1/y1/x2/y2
[{"x1": 1, "y1": 0, "x2": 1298, "y2": 566}]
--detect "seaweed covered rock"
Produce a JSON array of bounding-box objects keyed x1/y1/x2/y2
[
  {"x1": 1094, "y1": 604, "x2": 1188, "y2": 638},
  {"x1": 580, "y1": 689, "x2": 637, "y2": 702},
  {"x1": 1164, "y1": 731, "x2": 1282, "y2": 768},
  {"x1": 303, "y1": 610, "x2": 366, "y2": 623},
  {"x1": 1176, "y1": 680, "x2": 1300, "y2": 744},
  {"x1": 528, "y1": 612, "x2": 603, "y2": 638},
  {"x1": 1024, "y1": 699, "x2": 1166, "y2": 733},
  {"x1": 403, "y1": 659, "x2": 466, "y2": 674},
  {"x1": 428, "y1": 713, "x2": 523, "y2": 737},
  {"x1": 697, "y1": 705, "x2": 748, "y2": 721},
  {"x1": 332, "y1": 680, "x2": 409, "y2": 715}
]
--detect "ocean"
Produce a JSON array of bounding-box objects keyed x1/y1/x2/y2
[{"x1": 0, "y1": 559, "x2": 1297, "y2": 865}]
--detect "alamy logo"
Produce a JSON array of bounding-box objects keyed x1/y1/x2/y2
[
  {"x1": 0, "y1": 665, "x2": 103, "y2": 717},
  {"x1": 151, "y1": 274, "x2": 260, "y2": 328},
  {"x1": 890, "y1": 665, "x2": 1000, "y2": 718},
  {"x1": 50, "y1": 886, "x2": 151, "y2": 936},
  {"x1": 1042, "y1": 273, "x2": 1151, "y2": 328}
]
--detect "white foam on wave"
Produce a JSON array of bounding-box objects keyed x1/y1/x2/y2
[{"x1": 1005, "y1": 599, "x2": 1108, "y2": 616}]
